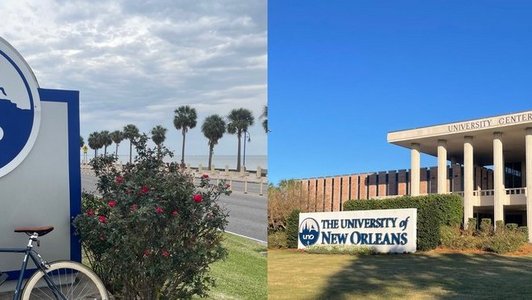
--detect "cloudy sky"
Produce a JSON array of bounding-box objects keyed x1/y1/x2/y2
[{"x1": 0, "y1": 0, "x2": 267, "y2": 159}]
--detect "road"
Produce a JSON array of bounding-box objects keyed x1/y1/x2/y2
[{"x1": 81, "y1": 174, "x2": 267, "y2": 242}]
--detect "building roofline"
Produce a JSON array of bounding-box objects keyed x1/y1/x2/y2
[{"x1": 387, "y1": 109, "x2": 532, "y2": 134}]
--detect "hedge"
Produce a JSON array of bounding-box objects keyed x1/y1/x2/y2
[
  {"x1": 343, "y1": 194, "x2": 463, "y2": 251},
  {"x1": 286, "y1": 209, "x2": 301, "y2": 248}
]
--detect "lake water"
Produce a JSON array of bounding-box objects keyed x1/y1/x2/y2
[{"x1": 82, "y1": 154, "x2": 267, "y2": 171}]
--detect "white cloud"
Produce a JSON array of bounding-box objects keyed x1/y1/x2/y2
[{"x1": 0, "y1": 0, "x2": 267, "y2": 162}]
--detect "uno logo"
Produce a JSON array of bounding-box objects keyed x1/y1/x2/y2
[
  {"x1": 299, "y1": 217, "x2": 320, "y2": 247},
  {"x1": 0, "y1": 37, "x2": 41, "y2": 178}
]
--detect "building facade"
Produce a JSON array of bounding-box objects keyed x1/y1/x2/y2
[{"x1": 299, "y1": 111, "x2": 532, "y2": 242}]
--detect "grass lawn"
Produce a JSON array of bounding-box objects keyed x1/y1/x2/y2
[
  {"x1": 268, "y1": 249, "x2": 532, "y2": 299},
  {"x1": 202, "y1": 233, "x2": 267, "y2": 300}
]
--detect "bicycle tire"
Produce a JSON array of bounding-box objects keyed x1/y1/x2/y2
[{"x1": 21, "y1": 260, "x2": 108, "y2": 300}]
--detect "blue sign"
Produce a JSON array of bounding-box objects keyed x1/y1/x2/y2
[
  {"x1": 299, "y1": 217, "x2": 320, "y2": 246},
  {"x1": 0, "y1": 37, "x2": 41, "y2": 177}
]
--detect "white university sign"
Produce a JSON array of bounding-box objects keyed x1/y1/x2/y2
[{"x1": 298, "y1": 208, "x2": 417, "y2": 253}]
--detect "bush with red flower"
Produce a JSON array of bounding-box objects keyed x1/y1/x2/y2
[{"x1": 73, "y1": 136, "x2": 230, "y2": 299}]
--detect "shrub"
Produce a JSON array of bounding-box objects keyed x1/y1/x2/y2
[
  {"x1": 483, "y1": 227, "x2": 528, "y2": 254},
  {"x1": 343, "y1": 194, "x2": 463, "y2": 251},
  {"x1": 440, "y1": 226, "x2": 485, "y2": 249},
  {"x1": 440, "y1": 225, "x2": 461, "y2": 247},
  {"x1": 442, "y1": 221, "x2": 527, "y2": 254},
  {"x1": 466, "y1": 218, "x2": 477, "y2": 235},
  {"x1": 495, "y1": 220, "x2": 504, "y2": 232},
  {"x1": 479, "y1": 218, "x2": 492, "y2": 236},
  {"x1": 305, "y1": 245, "x2": 375, "y2": 255},
  {"x1": 268, "y1": 180, "x2": 310, "y2": 232},
  {"x1": 73, "y1": 136, "x2": 230, "y2": 299},
  {"x1": 268, "y1": 231, "x2": 288, "y2": 249},
  {"x1": 506, "y1": 223, "x2": 518, "y2": 230},
  {"x1": 286, "y1": 209, "x2": 301, "y2": 248}
]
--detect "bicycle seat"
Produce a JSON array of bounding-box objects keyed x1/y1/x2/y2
[{"x1": 14, "y1": 226, "x2": 54, "y2": 236}]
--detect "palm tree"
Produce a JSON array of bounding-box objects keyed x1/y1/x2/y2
[
  {"x1": 88, "y1": 132, "x2": 101, "y2": 158},
  {"x1": 123, "y1": 124, "x2": 140, "y2": 164},
  {"x1": 173, "y1": 105, "x2": 197, "y2": 167},
  {"x1": 100, "y1": 130, "x2": 112, "y2": 156},
  {"x1": 80, "y1": 136, "x2": 84, "y2": 148},
  {"x1": 151, "y1": 125, "x2": 167, "y2": 155},
  {"x1": 227, "y1": 108, "x2": 254, "y2": 172},
  {"x1": 201, "y1": 115, "x2": 226, "y2": 170},
  {"x1": 260, "y1": 105, "x2": 268, "y2": 133},
  {"x1": 110, "y1": 130, "x2": 123, "y2": 156}
]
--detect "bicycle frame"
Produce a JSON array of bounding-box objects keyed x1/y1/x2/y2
[{"x1": 0, "y1": 244, "x2": 67, "y2": 300}]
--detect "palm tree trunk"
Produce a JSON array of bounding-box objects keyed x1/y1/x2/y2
[
  {"x1": 181, "y1": 130, "x2": 186, "y2": 167},
  {"x1": 104, "y1": 145, "x2": 107, "y2": 156},
  {"x1": 208, "y1": 143, "x2": 214, "y2": 170},
  {"x1": 115, "y1": 144, "x2": 119, "y2": 156},
  {"x1": 129, "y1": 140, "x2": 133, "y2": 164},
  {"x1": 236, "y1": 131, "x2": 242, "y2": 172},
  {"x1": 94, "y1": 149, "x2": 97, "y2": 158}
]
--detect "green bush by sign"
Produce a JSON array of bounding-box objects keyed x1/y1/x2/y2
[
  {"x1": 343, "y1": 194, "x2": 463, "y2": 251},
  {"x1": 74, "y1": 136, "x2": 230, "y2": 299}
]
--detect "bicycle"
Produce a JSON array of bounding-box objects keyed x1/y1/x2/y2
[{"x1": 0, "y1": 226, "x2": 108, "y2": 300}]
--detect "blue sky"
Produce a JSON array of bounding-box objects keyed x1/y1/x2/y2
[{"x1": 269, "y1": 1, "x2": 532, "y2": 184}]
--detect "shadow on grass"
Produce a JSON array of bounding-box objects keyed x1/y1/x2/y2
[{"x1": 317, "y1": 253, "x2": 532, "y2": 299}]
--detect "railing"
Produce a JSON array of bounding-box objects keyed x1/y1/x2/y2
[
  {"x1": 474, "y1": 189, "x2": 494, "y2": 196},
  {"x1": 505, "y1": 187, "x2": 527, "y2": 195},
  {"x1": 454, "y1": 188, "x2": 526, "y2": 197},
  {"x1": 193, "y1": 176, "x2": 267, "y2": 196}
]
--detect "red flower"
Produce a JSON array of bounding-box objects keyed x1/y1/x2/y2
[
  {"x1": 201, "y1": 174, "x2": 209, "y2": 179},
  {"x1": 98, "y1": 215, "x2": 107, "y2": 223},
  {"x1": 193, "y1": 194, "x2": 203, "y2": 203},
  {"x1": 161, "y1": 249, "x2": 170, "y2": 257},
  {"x1": 225, "y1": 184, "x2": 231, "y2": 189},
  {"x1": 130, "y1": 204, "x2": 139, "y2": 212},
  {"x1": 171, "y1": 210, "x2": 178, "y2": 217},
  {"x1": 143, "y1": 249, "x2": 151, "y2": 257},
  {"x1": 86, "y1": 209, "x2": 95, "y2": 216},
  {"x1": 108, "y1": 200, "x2": 117, "y2": 208},
  {"x1": 155, "y1": 206, "x2": 164, "y2": 214},
  {"x1": 140, "y1": 185, "x2": 149, "y2": 194},
  {"x1": 115, "y1": 176, "x2": 124, "y2": 184}
]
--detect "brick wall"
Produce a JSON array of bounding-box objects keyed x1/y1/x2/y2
[{"x1": 299, "y1": 165, "x2": 494, "y2": 212}]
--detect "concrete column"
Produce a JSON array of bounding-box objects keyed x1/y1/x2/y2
[
  {"x1": 493, "y1": 132, "x2": 504, "y2": 227},
  {"x1": 526, "y1": 128, "x2": 532, "y2": 242},
  {"x1": 464, "y1": 136, "x2": 474, "y2": 226},
  {"x1": 437, "y1": 139, "x2": 448, "y2": 194},
  {"x1": 410, "y1": 143, "x2": 420, "y2": 196}
]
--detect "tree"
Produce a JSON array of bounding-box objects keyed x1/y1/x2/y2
[
  {"x1": 260, "y1": 105, "x2": 268, "y2": 133},
  {"x1": 201, "y1": 115, "x2": 226, "y2": 170},
  {"x1": 100, "y1": 130, "x2": 112, "y2": 156},
  {"x1": 151, "y1": 125, "x2": 167, "y2": 155},
  {"x1": 173, "y1": 105, "x2": 197, "y2": 167},
  {"x1": 123, "y1": 124, "x2": 140, "y2": 164},
  {"x1": 110, "y1": 130, "x2": 124, "y2": 157},
  {"x1": 88, "y1": 132, "x2": 102, "y2": 158},
  {"x1": 227, "y1": 108, "x2": 254, "y2": 172},
  {"x1": 80, "y1": 136, "x2": 84, "y2": 148}
]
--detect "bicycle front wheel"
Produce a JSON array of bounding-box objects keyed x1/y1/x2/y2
[{"x1": 21, "y1": 260, "x2": 108, "y2": 300}]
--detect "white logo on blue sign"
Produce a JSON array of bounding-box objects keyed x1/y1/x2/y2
[
  {"x1": 299, "y1": 217, "x2": 320, "y2": 246},
  {"x1": 0, "y1": 37, "x2": 41, "y2": 178}
]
